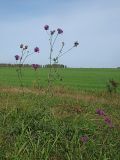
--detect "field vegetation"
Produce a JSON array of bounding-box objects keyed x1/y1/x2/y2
[{"x1": 0, "y1": 67, "x2": 120, "y2": 159}]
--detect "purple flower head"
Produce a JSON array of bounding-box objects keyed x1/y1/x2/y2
[
  {"x1": 24, "y1": 45, "x2": 28, "y2": 50},
  {"x1": 15, "y1": 55, "x2": 20, "y2": 60},
  {"x1": 74, "y1": 41, "x2": 79, "y2": 47},
  {"x1": 96, "y1": 109, "x2": 105, "y2": 116},
  {"x1": 50, "y1": 30, "x2": 55, "y2": 35},
  {"x1": 44, "y1": 25, "x2": 49, "y2": 30},
  {"x1": 80, "y1": 135, "x2": 89, "y2": 143},
  {"x1": 104, "y1": 117, "x2": 113, "y2": 127},
  {"x1": 34, "y1": 47, "x2": 40, "y2": 53},
  {"x1": 57, "y1": 28, "x2": 63, "y2": 34},
  {"x1": 20, "y1": 44, "x2": 23, "y2": 48},
  {"x1": 32, "y1": 64, "x2": 39, "y2": 71}
]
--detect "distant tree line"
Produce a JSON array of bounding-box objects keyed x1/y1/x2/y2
[{"x1": 0, "y1": 63, "x2": 67, "y2": 68}]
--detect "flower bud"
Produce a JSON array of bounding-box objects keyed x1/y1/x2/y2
[
  {"x1": 20, "y1": 44, "x2": 23, "y2": 48},
  {"x1": 24, "y1": 45, "x2": 28, "y2": 50}
]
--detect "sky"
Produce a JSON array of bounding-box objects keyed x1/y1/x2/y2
[{"x1": 0, "y1": 0, "x2": 120, "y2": 68}]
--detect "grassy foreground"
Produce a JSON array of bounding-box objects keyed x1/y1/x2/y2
[{"x1": 0, "y1": 67, "x2": 120, "y2": 159}]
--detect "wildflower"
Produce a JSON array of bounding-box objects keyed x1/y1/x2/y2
[
  {"x1": 34, "y1": 47, "x2": 40, "y2": 53},
  {"x1": 32, "y1": 64, "x2": 39, "y2": 71},
  {"x1": 50, "y1": 30, "x2": 55, "y2": 35},
  {"x1": 20, "y1": 44, "x2": 23, "y2": 48},
  {"x1": 96, "y1": 109, "x2": 105, "y2": 116},
  {"x1": 44, "y1": 25, "x2": 49, "y2": 30},
  {"x1": 15, "y1": 55, "x2": 20, "y2": 60},
  {"x1": 80, "y1": 135, "x2": 89, "y2": 143},
  {"x1": 24, "y1": 45, "x2": 28, "y2": 50},
  {"x1": 74, "y1": 41, "x2": 79, "y2": 47},
  {"x1": 104, "y1": 117, "x2": 113, "y2": 127},
  {"x1": 57, "y1": 28, "x2": 63, "y2": 34}
]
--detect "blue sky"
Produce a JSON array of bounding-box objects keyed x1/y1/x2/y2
[{"x1": 0, "y1": 0, "x2": 120, "y2": 67}]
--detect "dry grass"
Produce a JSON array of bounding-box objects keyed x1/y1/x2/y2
[{"x1": 1, "y1": 86, "x2": 120, "y2": 107}]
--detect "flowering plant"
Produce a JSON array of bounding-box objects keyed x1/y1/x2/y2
[
  {"x1": 15, "y1": 44, "x2": 39, "y2": 87},
  {"x1": 14, "y1": 25, "x2": 79, "y2": 90},
  {"x1": 44, "y1": 25, "x2": 79, "y2": 89}
]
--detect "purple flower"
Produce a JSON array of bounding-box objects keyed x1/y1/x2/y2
[
  {"x1": 34, "y1": 47, "x2": 40, "y2": 53},
  {"x1": 32, "y1": 64, "x2": 39, "y2": 71},
  {"x1": 20, "y1": 44, "x2": 23, "y2": 48},
  {"x1": 104, "y1": 117, "x2": 113, "y2": 127},
  {"x1": 44, "y1": 25, "x2": 49, "y2": 30},
  {"x1": 15, "y1": 55, "x2": 20, "y2": 60},
  {"x1": 57, "y1": 28, "x2": 63, "y2": 34},
  {"x1": 74, "y1": 41, "x2": 79, "y2": 47},
  {"x1": 80, "y1": 135, "x2": 89, "y2": 143},
  {"x1": 50, "y1": 30, "x2": 55, "y2": 35},
  {"x1": 96, "y1": 109, "x2": 105, "y2": 116}
]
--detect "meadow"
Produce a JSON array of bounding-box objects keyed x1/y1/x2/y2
[
  {"x1": 0, "y1": 67, "x2": 120, "y2": 159},
  {"x1": 0, "y1": 67, "x2": 120, "y2": 91}
]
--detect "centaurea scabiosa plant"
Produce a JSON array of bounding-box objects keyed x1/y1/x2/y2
[
  {"x1": 44, "y1": 24, "x2": 79, "y2": 89},
  {"x1": 15, "y1": 44, "x2": 39, "y2": 88}
]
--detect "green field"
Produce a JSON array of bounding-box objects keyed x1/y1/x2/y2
[
  {"x1": 0, "y1": 67, "x2": 120, "y2": 159},
  {"x1": 0, "y1": 67, "x2": 120, "y2": 91}
]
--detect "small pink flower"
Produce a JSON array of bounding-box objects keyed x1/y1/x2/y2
[
  {"x1": 80, "y1": 135, "x2": 89, "y2": 143},
  {"x1": 96, "y1": 109, "x2": 105, "y2": 116},
  {"x1": 57, "y1": 28, "x2": 63, "y2": 34},
  {"x1": 34, "y1": 47, "x2": 40, "y2": 53},
  {"x1": 44, "y1": 25, "x2": 49, "y2": 30},
  {"x1": 32, "y1": 64, "x2": 39, "y2": 71},
  {"x1": 15, "y1": 55, "x2": 20, "y2": 60},
  {"x1": 104, "y1": 117, "x2": 113, "y2": 128}
]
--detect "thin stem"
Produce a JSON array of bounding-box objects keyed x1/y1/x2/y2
[
  {"x1": 57, "y1": 44, "x2": 64, "y2": 58},
  {"x1": 20, "y1": 49, "x2": 25, "y2": 64},
  {"x1": 57, "y1": 46, "x2": 74, "y2": 59},
  {"x1": 22, "y1": 52, "x2": 34, "y2": 65},
  {"x1": 51, "y1": 33, "x2": 58, "y2": 49}
]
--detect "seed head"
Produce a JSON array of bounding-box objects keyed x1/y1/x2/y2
[{"x1": 74, "y1": 41, "x2": 79, "y2": 47}]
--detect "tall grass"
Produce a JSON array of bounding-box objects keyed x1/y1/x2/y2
[{"x1": 0, "y1": 88, "x2": 120, "y2": 159}]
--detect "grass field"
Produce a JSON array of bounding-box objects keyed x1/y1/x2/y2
[
  {"x1": 0, "y1": 67, "x2": 120, "y2": 159},
  {"x1": 0, "y1": 67, "x2": 120, "y2": 91}
]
